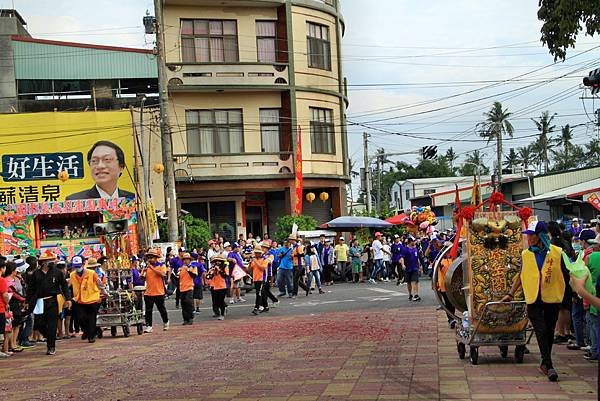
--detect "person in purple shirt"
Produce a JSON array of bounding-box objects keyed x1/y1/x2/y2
[
  {"x1": 569, "y1": 218, "x2": 583, "y2": 237},
  {"x1": 401, "y1": 236, "x2": 421, "y2": 302},
  {"x1": 169, "y1": 247, "x2": 185, "y2": 309},
  {"x1": 227, "y1": 243, "x2": 247, "y2": 304},
  {"x1": 130, "y1": 256, "x2": 145, "y2": 314},
  {"x1": 191, "y1": 253, "x2": 206, "y2": 313},
  {"x1": 391, "y1": 235, "x2": 404, "y2": 285}
]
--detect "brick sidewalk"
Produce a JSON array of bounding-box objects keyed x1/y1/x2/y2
[{"x1": 0, "y1": 307, "x2": 597, "y2": 401}]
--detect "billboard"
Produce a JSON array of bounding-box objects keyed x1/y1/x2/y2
[{"x1": 0, "y1": 111, "x2": 136, "y2": 204}]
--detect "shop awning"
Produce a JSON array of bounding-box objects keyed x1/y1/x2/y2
[{"x1": 520, "y1": 178, "x2": 600, "y2": 202}]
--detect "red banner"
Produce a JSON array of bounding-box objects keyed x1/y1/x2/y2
[
  {"x1": 588, "y1": 192, "x2": 600, "y2": 211},
  {"x1": 294, "y1": 126, "x2": 303, "y2": 215}
]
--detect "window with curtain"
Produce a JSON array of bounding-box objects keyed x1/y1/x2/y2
[
  {"x1": 260, "y1": 109, "x2": 281, "y2": 152},
  {"x1": 186, "y1": 109, "x2": 244, "y2": 154},
  {"x1": 309, "y1": 107, "x2": 335, "y2": 154},
  {"x1": 180, "y1": 19, "x2": 238, "y2": 63},
  {"x1": 307, "y1": 22, "x2": 331, "y2": 70},
  {"x1": 256, "y1": 21, "x2": 276, "y2": 63}
]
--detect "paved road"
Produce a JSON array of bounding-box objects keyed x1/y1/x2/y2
[
  {"x1": 2, "y1": 280, "x2": 597, "y2": 401},
  {"x1": 159, "y1": 278, "x2": 438, "y2": 325}
]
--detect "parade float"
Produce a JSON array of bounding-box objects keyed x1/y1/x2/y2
[{"x1": 433, "y1": 191, "x2": 534, "y2": 365}]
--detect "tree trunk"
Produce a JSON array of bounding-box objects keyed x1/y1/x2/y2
[{"x1": 496, "y1": 134, "x2": 502, "y2": 190}]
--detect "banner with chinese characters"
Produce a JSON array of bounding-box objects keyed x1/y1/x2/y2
[
  {"x1": 587, "y1": 192, "x2": 600, "y2": 212},
  {"x1": 0, "y1": 111, "x2": 135, "y2": 204}
]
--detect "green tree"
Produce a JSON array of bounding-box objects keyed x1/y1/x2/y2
[
  {"x1": 517, "y1": 145, "x2": 534, "y2": 171},
  {"x1": 478, "y1": 101, "x2": 514, "y2": 185},
  {"x1": 586, "y1": 137, "x2": 600, "y2": 166},
  {"x1": 503, "y1": 148, "x2": 519, "y2": 173},
  {"x1": 182, "y1": 214, "x2": 211, "y2": 251},
  {"x1": 273, "y1": 215, "x2": 317, "y2": 243},
  {"x1": 445, "y1": 147, "x2": 459, "y2": 170},
  {"x1": 552, "y1": 144, "x2": 585, "y2": 171},
  {"x1": 531, "y1": 111, "x2": 557, "y2": 174},
  {"x1": 459, "y1": 150, "x2": 490, "y2": 176},
  {"x1": 538, "y1": 1, "x2": 600, "y2": 60}
]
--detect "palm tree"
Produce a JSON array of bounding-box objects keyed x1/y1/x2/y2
[
  {"x1": 517, "y1": 145, "x2": 534, "y2": 171},
  {"x1": 478, "y1": 101, "x2": 514, "y2": 187},
  {"x1": 586, "y1": 138, "x2": 600, "y2": 167},
  {"x1": 531, "y1": 111, "x2": 557, "y2": 174},
  {"x1": 503, "y1": 148, "x2": 519, "y2": 173},
  {"x1": 445, "y1": 147, "x2": 458, "y2": 170},
  {"x1": 556, "y1": 124, "x2": 574, "y2": 159},
  {"x1": 460, "y1": 150, "x2": 490, "y2": 176}
]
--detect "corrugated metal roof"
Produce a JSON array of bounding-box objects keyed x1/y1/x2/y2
[
  {"x1": 521, "y1": 178, "x2": 600, "y2": 202},
  {"x1": 12, "y1": 37, "x2": 157, "y2": 80}
]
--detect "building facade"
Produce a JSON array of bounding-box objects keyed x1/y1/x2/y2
[
  {"x1": 0, "y1": 9, "x2": 158, "y2": 113},
  {"x1": 162, "y1": 0, "x2": 349, "y2": 238}
]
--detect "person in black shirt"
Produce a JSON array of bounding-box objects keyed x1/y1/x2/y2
[{"x1": 26, "y1": 252, "x2": 71, "y2": 355}]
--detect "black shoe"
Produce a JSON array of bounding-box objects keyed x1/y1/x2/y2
[
  {"x1": 88, "y1": 338, "x2": 96, "y2": 343},
  {"x1": 175, "y1": 305, "x2": 180, "y2": 309},
  {"x1": 413, "y1": 295, "x2": 422, "y2": 302},
  {"x1": 523, "y1": 346, "x2": 530, "y2": 354},
  {"x1": 554, "y1": 335, "x2": 568, "y2": 344},
  {"x1": 547, "y1": 368, "x2": 558, "y2": 382},
  {"x1": 449, "y1": 321, "x2": 457, "y2": 329},
  {"x1": 567, "y1": 343, "x2": 582, "y2": 350},
  {"x1": 305, "y1": 288, "x2": 310, "y2": 296},
  {"x1": 252, "y1": 309, "x2": 259, "y2": 315},
  {"x1": 408, "y1": 295, "x2": 413, "y2": 301},
  {"x1": 46, "y1": 347, "x2": 56, "y2": 356},
  {"x1": 584, "y1": 353, "x2": 598, "y2": 361},
  {"x1": 260, "y1": 307, "x2": 269, "y2": 313}
]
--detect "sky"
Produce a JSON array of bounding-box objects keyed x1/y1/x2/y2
[{"x1": 6, "y1": 0, "x2": 600, "y2": 184}]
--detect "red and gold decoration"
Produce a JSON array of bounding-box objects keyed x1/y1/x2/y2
[{"x1": 294, "y1": 126, "x2": 303, "y2": 215}]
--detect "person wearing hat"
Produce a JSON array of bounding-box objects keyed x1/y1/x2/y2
[
  {"x1": 391, "y1": 235, "x2": 404, "y2": 285},
  {"x1": 69, "y1": 256, "x2": 106, "y2": 343},
  {"x1": 260, "y1": 241, "x2": 279, "y2": 308},
  {"x1": 208, "y1": 254, "x2": 229, "y2": 320},
  {"x1": 249, "y1": 246, "x2": 270, "y2": 315},
  {"x1": 142, "y1": 248, "x2": 170, "y2": 333},
  {"x1": 502, "y1": 221, "x2": 567, "y2": 382},
  {"x1": 569, "y1": 218, "x2": 583, "y2": 237},
  {"x1": 321, "y1": 239, "x2": 335, "y2": 286},
  {"x1": 129, "y1": 255, "x2": 146, "y2": 315},
  {"x1": 227, "y1": 243, "x2": 246, "y2": 304},
  {"x1": 290, "y1": 235, "x2": 309, "y2": 297},
  {"x1": 177, "y1": 253, "x2": 198, "y2": 325},
  {"x1": 167, "y1": 247, "x2": 186, "y2": 309},
  {"x1": 191, "y1": 252, "x2": 206, "y2": 314},
  {"x1": 26, "y1": 251, "x2": 72, "y2": 355}
]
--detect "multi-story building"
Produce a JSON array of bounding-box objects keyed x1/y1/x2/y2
[{"x1": 162, "y1": 0, "x2": 349, "y2": 238}]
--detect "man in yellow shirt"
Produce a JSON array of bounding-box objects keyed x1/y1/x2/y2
[
  {"x1": 70, "y1": 257, "x2": 107, "y2": 343},
  {"x1": 503, "y1": 221, "x2": 566, "y2": 382},
  {"x1": 334, "y1": 237, "x2": 350, "y2": 282}
]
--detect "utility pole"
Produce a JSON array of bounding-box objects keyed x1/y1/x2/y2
[
  {"x1": 376, "y1": 155, "x2": 382, "y2": 214},
  {"x1": 363, "y1": 132, "x2": 372, "y2": 214},
  {"x1": 153, "y1": 0, "x2": 178, "y2": 242},
  {"x1": 496, "y1": 134, "x2": 502, "y2": 191}
]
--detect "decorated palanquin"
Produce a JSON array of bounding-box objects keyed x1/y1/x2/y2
[{"x1": 467, "y1": 211, "x2": 527, "y2": 334}]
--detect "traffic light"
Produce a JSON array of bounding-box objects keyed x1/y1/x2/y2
[
  {"x1": 422, "y1": 146, "x2": 437, "y2": 160},
  {"x1": 583, "y1": 68, "x2": 600, "y2": 94}
]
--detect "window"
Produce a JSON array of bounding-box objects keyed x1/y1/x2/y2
[
  {"x1": 307, "y1": 22, "x2": 331, "y2": 70},
  {"x1": 424, "y1": 189, "x2": 436, "y2": 195},
  {"x1": 405, "y1": 189, "x2": 411, "y2": 200},
  {"x1": 186, "y1": 109, "x2": 244, "y2": 154},
  {"x1": 310, "y1": 107, "x2": 335, "y2": 154},
  {"x1": 256, "y1": 21, "x2": 276, "y2": 63},
  {"x1": 260, "y1": 109, "x2": 281, "y2": 152},
  {"x1": 180, "y1": 19, "x2": 238, "y2": 63}
]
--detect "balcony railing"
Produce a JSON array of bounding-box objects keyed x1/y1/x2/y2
[
  {"x1": 173, "y1": 152, "x2": 294, "y2": 180},
  {"x1": 167, "y1": 63, "x2": 289, "y2": 88}
]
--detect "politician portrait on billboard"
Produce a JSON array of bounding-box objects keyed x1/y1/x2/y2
[{"x1": 0, "y1": 111, "x2": 136, "y2": 204}]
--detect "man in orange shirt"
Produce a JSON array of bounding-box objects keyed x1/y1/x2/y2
[
  {"x1": 143, "y1": 248, "x2": 170, "y2": 333},
  {"x1": 209, "y1": 254, "x2": 229, "y2": 321},
  {"x1": 178, "y1": 253, "x2": 198, "y2": 325},
  {"x1": 70, "y1": 256, "x2": 107, "y2": 343},
  {"x1": 250, "y1": 247, "x2": 269, "y2": 315}
]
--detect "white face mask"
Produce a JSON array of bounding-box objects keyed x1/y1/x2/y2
[{"x1": 76, "y1": 266, "x2": 84, "y2": 273}]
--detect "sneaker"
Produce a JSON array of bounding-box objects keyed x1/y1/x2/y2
[
  {"x1": 46, "y1": 347, "x2": 56, "y2": 356},
  {"x1": 19, "y1": 341, "x2": 35, "y2": 348},
  {"x1": 383, "y1": 278, "x2": 390, "y2": 282},
  {"x1": 547, "y1": 368, "x2": 558, "y2": 382},
  {"x1": 319, "y1": 289, "x2": 324, "y2": 294},
  {"x1": 252, "y1": 308, "x2": 259, "y2": 315},
  {"x1": 413, "y1": 295, "x2": 422, "y2": 302},
  {"x1": 368, "y1": 279, "x2": 376, "y2": 284},
  {"x1": 260, "y1": 307, "x2": 269, "y2": 313},
  {"x1": 175, "y1": 304, "x2": 180, "y2": 309},
  {"x1": 144, "y1": 326, "x2": 153, "y2": 333},
  {"x1": 584, "y1": 353, "x2": 598, "y2": 361},
  {"x1": 217, "y1": 315, "x2": 224, "y2": 321},
  {"x1": 229, "y1": 299, "x2": 235, "y2": 304},
  {"x1": 238, "y1": 297, "x2": 246, "y2": 303},
  {"x1": 581, "y1": 345, "x2": 591, "y2": 352},
  {"x1": 567, "y1": 343, "x2": 583, "y2": 350},
  {"x1": 408, "y1": 295, "x2": 414, "y2": 301},
  {"x1": 554, "y1": 335, "x2": 568, "y2": 344},
  {"x1": 272, "y1": 301, "x2": 280, "y2": 308},
  {"x1": 0, "y1": 351, "x2": 9, "y2": 358},
  {"x1": 195, "y1": 307, "x2": 200, "y2": 312},
  {"x1": 88, "y1": 338, "x2": 96, "y2": 344},
  {"x1": 163, "y1": 322, "x2": 170, "y2": 331}
]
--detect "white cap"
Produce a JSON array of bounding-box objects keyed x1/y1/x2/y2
[
  {"x1": 572, "y1": 217, "x2": 579, "y2": 221},
  {"x1": 14, "y1": 258, "x2": 29, "y2": 273},
  {"x1": 223, "y1": 242, "x2": 231, "y2": 248},
  {"x1": 339, "y1": 237, "x2": 345, "y2": 241}
]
